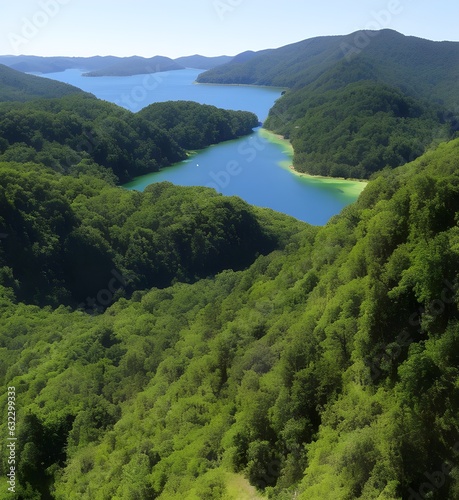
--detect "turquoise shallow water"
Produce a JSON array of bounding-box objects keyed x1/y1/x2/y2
[
  {"x1": 123, "y1": 129, "x2": 363, "y2": 225},
  {"x1": 44, "y1": 68, "x2": 364, "y2": 224}
]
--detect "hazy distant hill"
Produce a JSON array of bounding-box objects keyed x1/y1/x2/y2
[
  {"x1": 0, "y1": 55, "x2": 121, "y2": 74},
  {"x1": 0, "y1": 55, "x2": 185, "y2": 76},
  {"x1": 0, "y1": 64, "x2": 86, "y2": 101},
  {"x1": 174, "y1": 54, "x2": 232, "y2": 70},
  {"x1": 0, "y1": 54, "x2": 232, "y2": 76},
  {"x1": 83, "y1": 56, "x2": 184, "y2": 77},
  {"x1": 197, "y1": 35, "x2": 346, "y2": 87}
]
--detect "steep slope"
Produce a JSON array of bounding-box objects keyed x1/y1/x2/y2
[
  {"x1": 0, "y1": 164, "x2": 284, "y2": 308},
  {"x1": 138, "y1": 101, "x2": 258, "y2": 149},
  {"x1": 198, "y1": 30, "x2": 459, "y2": 106},
  {"x1": 200, "y1": 30, "x2": 459, "y2": 178},
  {"x1": 0, "y1": 64, "x2": 86, "y2": 101},
  {"x1": 174, "y1": 55, "x2": 233, "y2": 70},
  {"x1": 265, "y1": 77, "x2": 453, "y2": 178},
  {"x1": 196, "y1": 34, "x2": 346, "y2": 87},
  {"x1": 1, "y1": 136, "x2": 459, "y2": 498}
]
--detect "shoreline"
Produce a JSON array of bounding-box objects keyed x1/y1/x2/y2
[
  {"x1": 258, "y1": 128, "x2": 368, "y2": 197},
  {"x1": 193, "y1": 80, "x2": 288, "y2": 91}
]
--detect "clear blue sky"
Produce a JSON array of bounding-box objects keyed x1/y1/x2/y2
[{"x1": 1, "y1": 0, "x2": 458, "y2": 58}]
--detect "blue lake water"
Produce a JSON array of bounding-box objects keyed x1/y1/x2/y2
[
  {"x1": 43, "y1": 68, "x2": 365, "y2": 224},
  {"x1": 40, "y1": 68, "x2": 283, "y2": 118}
]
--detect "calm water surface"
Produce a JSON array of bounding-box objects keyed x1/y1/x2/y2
[{"x1": 44, "y1": 68, "x2": 365, "y2": 224}]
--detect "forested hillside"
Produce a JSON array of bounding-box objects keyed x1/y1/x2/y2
[
  {"x1": 138, "y1": 101, "x2": 259, "y2": 149},
  {"x1": 0, "y1": 161, "x2": 285, "y2": 308},
  {"x1": 265, "y1": 78, "x2": 453, "y2": 178},
  {"x1": 0, "y1": 95, "x2": 185, "y2": 182},
  {"x1": 0, "y1": 95, "x2": 258, "y2": 182},
  {"x1": 174, "y1": 55, "x2": 233, "y2": 70},
  {"x1": 198, "y1": 30, "x2": 459, "y2": 106},
  {"x1": 0, "y1": 64, "x2": 85, "y2": 102},
  {"x1": 200, "y1": 30, "x2": 459, "y2": 178},
  {"x1": 1, "y1": 30, "x2": 459, "y2": 500},
  {"x1": 1, "y1": 131, "x2": 459, "y2": 498}
]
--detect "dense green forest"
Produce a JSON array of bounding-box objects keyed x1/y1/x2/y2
[
  {"x1": 200, "y1": 30, "x2": 459, "y2": 178},
  {"x1": 0, "y1": 65, "x2": 85, "y2": 102},
  {"x1": 0, "y1": 95, "x2": 184, "y2": 183},
  {"x1": 138, "y1": 101, "x2": 259, "y2": 150},
  {"x1": 265, "y1": 78, "x2": 454, "y2": 178},
  {"x1": 1, "y1": 32, "x2": 459, "y2": 499},
  {"x1": 1, "y1": 132, "x2": 459, "y2": 498},
  {"x1": 0, "y1": 93, "x2": 257, "y2": 182},
  {"x1": 0, "y1": 161, "x2": 284, "y2": 308}
]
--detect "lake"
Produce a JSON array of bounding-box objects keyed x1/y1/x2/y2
[{"x1": 43, "y1": 68, "x2": 366, "y2": 224}]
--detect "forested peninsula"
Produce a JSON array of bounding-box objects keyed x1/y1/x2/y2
[{"x1": 0, "y1": 66, "x2": 258, "y2": 183}]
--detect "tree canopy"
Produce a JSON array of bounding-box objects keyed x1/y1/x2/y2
[
  {"x1": 0, "y1": 95, "x2": 258, "y2": 182},
  {"x1": 1, "y1": 133, "x2": 459, "y2": 498},
  {"x1": 1, "y1": 40, "x2": 459, "y2": 499},
  {"x1": 200, "y1": 30, "x2": 459, "y2": 179}
]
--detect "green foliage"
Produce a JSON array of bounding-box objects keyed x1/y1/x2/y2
[
  {"x1": 0, "y1": 94, "x2": 258, "y2": 183},
  {"x1": 265, "y1": 78, "x2": 453, "y2": 179},
  {"x1": 139, "y1": 101, "x2": 259, "y2": 150},
  {"x1": 2, "y1": 51, "x2": 459, "y2": 499},
  {"x1": 0, "y1": 162, "x2": 283, "y2": 307},
  {"x1": 0, "y1": 64, "x2": 85, "y2": 102},
  {"x1": 1, "y1": 138, "x2": 459, "y2": 498},
  {"x1": 199, "y1": 30, "x2": 459, "y2": 108},
  {"x1": 0, "y1": 95, "x2": 185, "y2": 182},
  {"x1": 201, "y1": 29, "x2": 459, "y2": 179}
]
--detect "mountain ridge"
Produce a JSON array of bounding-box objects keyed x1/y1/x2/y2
[
  {"x1": 0, "y1": 63, "x2": 88, "y2": 101},
  {"x1": 198, "y1": 29, "x2": 459, "y2": 105},
  {"x1": 0, "y1": 54, "x2": 233, "y2": 75},
  {"x1": 82, "y1": 55, "x2": 184, "y2": 77},
  {"x1": 197, "y1": 29, "x2": 459, "y2": 179}
]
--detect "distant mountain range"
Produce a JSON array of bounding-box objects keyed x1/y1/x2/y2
[
  {"x1": 0, "y1": 54, "x2": 233, "y2": 76},
  {"x1": 82, "y1": 56, "x2": 183, "y2": 77}
]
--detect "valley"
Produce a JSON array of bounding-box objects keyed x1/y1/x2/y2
[{"x1": 0, "y1": 25, "x2": 458, "y2": 500}]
